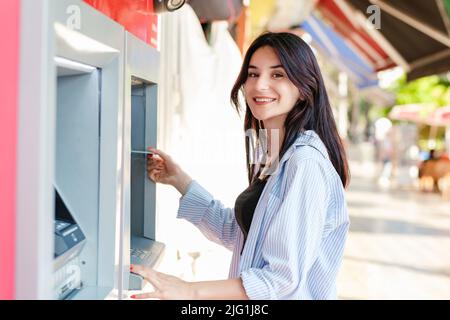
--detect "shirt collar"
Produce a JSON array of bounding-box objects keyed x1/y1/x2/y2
[{"x1": 278, "y1": 130, "x2": 329, "y2": 166}]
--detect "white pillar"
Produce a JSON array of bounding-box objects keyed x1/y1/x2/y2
[
  {"x1": 338, "y1": 72, "x2": 348, "y2": 139},
  {"x1": 349, "y1": 84, "x2": 360, "y2": 141}
]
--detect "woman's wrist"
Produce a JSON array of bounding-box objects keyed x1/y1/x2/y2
[
  {"x1": 188, "y1": 282, "x2": 199, "y2": 300},
  {"x1": 174, "y1": 171, "x2": 193, "y2": 195}
]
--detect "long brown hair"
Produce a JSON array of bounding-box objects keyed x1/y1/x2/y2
[{"x1": 230, "y1": 32, "x2": 350, "y2": 187}]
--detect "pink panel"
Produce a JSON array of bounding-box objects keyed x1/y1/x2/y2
[{"x1": 0, "y1": 0, "x2": 20, "y2": 300}]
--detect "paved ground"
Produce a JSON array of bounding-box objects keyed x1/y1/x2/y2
[{"x1": 337, "y1": 160, "x2": 450, "y2": 299}]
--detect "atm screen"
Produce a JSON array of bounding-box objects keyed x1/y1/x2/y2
[
  {"x1": 55, "y1": 187, "x2": 76, "y2": 224},
  {"x1": 53, "y1": 187, "x2": 86, "y2": 259}
]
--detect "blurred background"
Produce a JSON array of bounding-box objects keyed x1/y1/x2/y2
[{"x1": 150, "y1": 0, "x2": 450, "y2": 300}]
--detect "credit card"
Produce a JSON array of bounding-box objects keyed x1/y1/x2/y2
[{"x1": 131, "y1": 150, "x2": 156, "y2": 155}]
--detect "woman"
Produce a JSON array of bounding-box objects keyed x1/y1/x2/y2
[{"x1": 131, "y1": 32, "x2": 350, "y2": 300}]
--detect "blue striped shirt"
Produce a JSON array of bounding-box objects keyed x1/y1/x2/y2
[{"x1": 177, "y1": 130, "x2": 349, "y2": 299}]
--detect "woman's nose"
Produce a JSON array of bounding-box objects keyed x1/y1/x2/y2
[{"x1": 255, "y1": 75, "x2": 270, "y2": 90}]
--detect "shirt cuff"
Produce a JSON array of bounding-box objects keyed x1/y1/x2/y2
[
  {"x1": 240, "y1": 269, "x2": 274, "y2": 300},
  {"x1": 177, "y1": 180, "x2": 214, "y2": 224}
]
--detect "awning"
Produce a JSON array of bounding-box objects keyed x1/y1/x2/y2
[
  {"x1": 187, "y1": 0, "x2": 243, "y2": 23},
  {"x1": 316, "y1": 0, "x2": 395, "y2": 72},
  {"x1": 330, "y1": 0, "x2": 450, "y2": 80},
  {"x1": 301, "y1": 14, "x2": 379, "y2": 89},
  {"x1": 427, "y1": 106, "x2": 450, "y2": 126},
  {"x1": 389, "y1": 103, "x2": 450, "y2": 126},
  {"x1": 389, "y1": 103, "x2": 434, "y2": 123}
]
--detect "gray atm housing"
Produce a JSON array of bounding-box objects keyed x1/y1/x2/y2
[
  {"x1": 52, "y1": 3, "x2": 125, "y2": 298},
  {"x1": 122, "y1": 33, "x2": 165, "y2": 292}
]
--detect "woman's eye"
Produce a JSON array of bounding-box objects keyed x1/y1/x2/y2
[
  {"x1": 248, "y1": 73, "x2": 258, "y2": 78},
  {"x1": 272, "y1": 73, "x2": 284, "y2": 78}
]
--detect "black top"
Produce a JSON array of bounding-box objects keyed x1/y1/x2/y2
[{"x1": 234, "y1": 174, "x2": 269, "y2": 249}]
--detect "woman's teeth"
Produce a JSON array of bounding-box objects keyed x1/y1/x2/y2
[{"x1": 254, "y1": 98, "x2": 276, "y2": 102}]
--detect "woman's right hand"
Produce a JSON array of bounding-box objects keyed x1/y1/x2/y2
[{"x1": 146, "y1": 147, "x2": 193, "y2": 195}]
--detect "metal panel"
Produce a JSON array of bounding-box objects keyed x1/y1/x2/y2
[
  {"x1": 16, "y1": 0, "x2": 55, "y2": 300},
  {"x1": 144, "y1": 84, "x2": 158, "y2": 240},
  {"x1": 55, "y1": 70, "x2": 100, "y2": 287},
  {"x1": 120, "y1": 32, "x2": 160, "y2": 293},
  {"x1": 51, "y1": 0, "x2": 125, "y2": 297},
  {"x1": 129, "y1": 84, "x2": 157, "y2": 239},
  {"x1": 131, "y1": 86, "x2": 147, "y2": 238}
]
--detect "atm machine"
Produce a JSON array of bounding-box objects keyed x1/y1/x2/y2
[
  {"x1": 120, "y1": 32, "x2": 165, "y2": 292},
  {"x1": 17, "y1": 0, "x2": 126, "y2": 299},
  {"x1": 17, "y1": 0, "x2": 164, "y2": 300}
]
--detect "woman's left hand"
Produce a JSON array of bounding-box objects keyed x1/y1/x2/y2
[{"x1": 130, "y1": 264, "x2": 195, "y2": 300}]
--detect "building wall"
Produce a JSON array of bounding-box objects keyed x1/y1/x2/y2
[{"x1": 0, "y1": 0, "x2": 20, "y2": 300}]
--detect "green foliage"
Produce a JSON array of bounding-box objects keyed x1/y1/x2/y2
[
  {"x1": 392, "y1": 74, "x2": 450, "y2": 108},
  {"x1": 387, "y1": 74, "x2": 450, "y2": 150},
  {"x1": 368, "y1": 102, "x2": 390, "y2": 122}
]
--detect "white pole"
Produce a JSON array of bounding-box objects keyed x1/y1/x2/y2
[{"x1": 338, "y1": 72, "x2": 349, "y2": 139}]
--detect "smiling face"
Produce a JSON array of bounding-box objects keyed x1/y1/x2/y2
[{"x1": 243, "y1": 46, "x2": 301, "y2": 128}]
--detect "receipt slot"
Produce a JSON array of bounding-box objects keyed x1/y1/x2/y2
[{"x1": 121, "y1": 32, "x2": 165, "y2": 292}]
